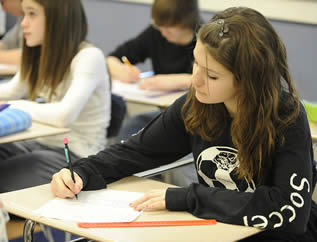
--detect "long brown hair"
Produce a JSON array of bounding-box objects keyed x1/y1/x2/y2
[
  {"x1": 20, "y1": 0, "x2": 87, "y2": 101},
  {"x1": 151, "y1": 0, "x2": 200, "y2": 30},
  {"x1": 182, "y1": 7, "x2": 300, "y2": 182}
]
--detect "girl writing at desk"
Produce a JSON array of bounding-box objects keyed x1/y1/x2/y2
[
  {"x1": 51, "y1": 7, "x2": 316, "y2": 241},
  {"x1": 0, "y1": 0, "x2": 111, "y2": 193}
]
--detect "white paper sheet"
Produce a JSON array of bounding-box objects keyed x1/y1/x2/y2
[
  {"x1": 112, "y1": 80, "x2": 167, "y2": 97},
  {"x1": 34, "y1": 190, "x2": 144, "y2": 222},
  {"x1": 0, "y1": 64, "x2": 18, "y2": 70}
]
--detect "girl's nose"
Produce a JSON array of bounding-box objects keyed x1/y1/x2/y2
[
  {"x1": 21, "y1": 16, "x2": 27, "y2": 28},
  {"x1": 191, "y1": 67, "x2": 204, "y2": 87}
]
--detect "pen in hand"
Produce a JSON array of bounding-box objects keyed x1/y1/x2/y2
[{"x1": 63, "y1": 137, "x2": 78, "y2": 199}]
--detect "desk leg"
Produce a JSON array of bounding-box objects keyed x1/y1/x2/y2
[{"x1": 23, "y1": 219, "x2": 37, "y2": 242}]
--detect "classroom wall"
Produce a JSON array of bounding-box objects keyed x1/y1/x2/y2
[{"x1": 82, "y1": 0, "x2": 317, "y2": 102}]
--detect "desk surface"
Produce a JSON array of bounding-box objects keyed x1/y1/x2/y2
[
  {"x1": 0, "y1": 177, "x2": 260, "y2": 242},
  {"x1": 123, "y1": 90, "x2": 186, "y2": 108},
  {"x1": 112, "y1": 81, "x2": 186, "y2": 108},
  {"x1": 0, "y1": 121, "x2": 70, "y2": 144},
  {"x1": 0, "y1": 64, "x2": 18, "y2": 76}
]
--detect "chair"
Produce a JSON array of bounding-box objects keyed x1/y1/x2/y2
[{"x1": 107, "y1": 93, "x2": 127, "y2": 138}]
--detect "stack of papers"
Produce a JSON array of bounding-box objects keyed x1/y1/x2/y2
[{"x1": 35, "y1": 190, "x2": 144, "y2": 222}]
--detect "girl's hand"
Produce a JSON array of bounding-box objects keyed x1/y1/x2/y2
[
  {"x1": 119, "y1": 64, "x2": 140, "y2": 83},
  {"x1": 139, "y1": 74, "x2": 191, "y2": 91},
  {"x1": 51, "y1": 168, "x2": 83, "y2": 198},
  {"x1": 139, "y1": 75, "x2": 179, "y2": 91},
  {"x1": 139, "y1": 75, "x2": 163, "y2": 90},
  {"x1": 130, "y1": 189, "x2": 167, "y2": 211}
]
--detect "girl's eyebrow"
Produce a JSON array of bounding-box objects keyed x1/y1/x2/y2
[
  {"x1": 23, "y1": 6, "x2": 37, "y2": 11},
  {"x1": 193, "y1": 53, "x2": 220, "y2": 75},
  {"x1": 208, "y1": 69, "x2": 220, "y2": 75}
]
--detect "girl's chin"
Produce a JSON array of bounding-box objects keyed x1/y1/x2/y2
[
  {"x1": 195, "y1": 93, "x2": 208, "y2": 104},
  {"x1": 25, "y1": 39, "x2": 42, "y2": 47},
  {"x1": 194, "y1": 93, "x2": 218, "y2": 105}
]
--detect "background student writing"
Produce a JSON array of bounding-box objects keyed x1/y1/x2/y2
[
  {"x1": 110, "y1": 0, "x2": 201, "y2": 146},
  {"x1": 107, "y1": 0, "x2": 199, "y2": 92},
  {"x1": 0, "y1": 0, "x2": 23, "y2": 65},
  {"x1": 0, "y1": 0, "x2": 111, "y2": 193},
  {"x1": 52, "y1": 7, "x2": 317, "y2": 241}
]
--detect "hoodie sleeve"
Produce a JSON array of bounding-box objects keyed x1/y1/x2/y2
[
  {"x1": 166, "y1": 107, "x2": 314, "y2": 234},
  {"x1": 72, "y1": 94, "x2": 192, "y2": 189}
]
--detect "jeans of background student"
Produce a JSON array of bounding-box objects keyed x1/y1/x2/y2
[{"x1": 0, "y1": 140, "x2": 79, "y2": 193}]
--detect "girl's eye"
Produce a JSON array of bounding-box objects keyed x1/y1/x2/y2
[
  {"x1": 208, "y1": 75, "x2": 218, "y2": 80},
  {"x1": 25, "y1": 11, "x2": 36, "y2": 17}
]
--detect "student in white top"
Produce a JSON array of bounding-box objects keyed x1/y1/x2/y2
[
  {"x1": 0, "y1": 0, "x2": 23, "y2": 65},
  {"x1": 0, "y1": 0, "x2": 111, "y2": 193}
]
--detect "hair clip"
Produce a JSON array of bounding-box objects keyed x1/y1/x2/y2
[{"x1": 213, "y1": 19, "x2": 229, "y2": 37}]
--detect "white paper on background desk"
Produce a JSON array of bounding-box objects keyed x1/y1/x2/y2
[
  {"x1": 0, "y1": 64, "x2": 18, "y2": 70},
  {"x1": 34, "y1": 190, "x2": 144, "y2": 222},
  {"x1": 112, "y1": 80, "x2": 168, "y2": 98}
]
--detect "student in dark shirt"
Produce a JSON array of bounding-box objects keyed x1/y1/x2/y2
[
  {"x1": 107, "y1": 0, "x2": 199, "y2": 91},
  {"x1": 51, "y1": 7, "x2": 317, "y2": 241},
  {"x1": 110, "y1": 0, "x2": 201, "y2": 143}
]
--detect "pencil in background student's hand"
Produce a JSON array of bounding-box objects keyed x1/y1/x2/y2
[
  {"x1": 121, "y1": 56, "x2": 140, "y2": 78},
  {"x1": 121, "y1": 56, "x2": 133, "y2": 67}
]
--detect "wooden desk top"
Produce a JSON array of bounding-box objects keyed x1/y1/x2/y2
[
  {"x1": 0, "y1": 121, "x2": 70, "y2": 144},
  {"x1": 0, "y1": 64, "x2": 18, "y2": 76},
  {"x1": 0, "y1": 177, "x2": 260, "y2": 242},
  {"x1": 111, "y1": 80, "x2": 186, "y2": 108},
  {"x1": 123, "y1": 90, "x2": 186, "y2": 108}
]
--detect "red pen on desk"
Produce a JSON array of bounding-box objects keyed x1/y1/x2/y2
[
  {"x1": 0, "y1": 103, "x2": 10, "y2": 112},
  {"x1": 78, "y1": 219, "x2": 217, "y2": 228},
  {"x1": 63, "y1": 137, "x2": 78, "y2": 199}
]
